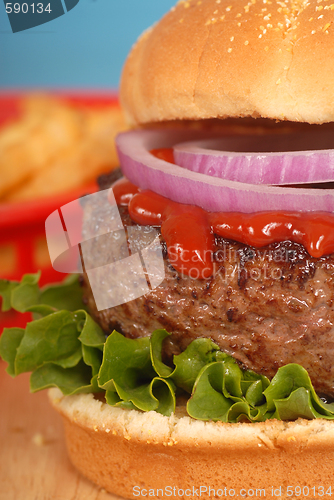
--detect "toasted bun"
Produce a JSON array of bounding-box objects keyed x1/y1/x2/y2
[
  {"x1": 50, "y1": 388, "x2": 334, "y2": 499},
  {"x1": 120, "y1": 0, "x2": 334, "y2": 126}
]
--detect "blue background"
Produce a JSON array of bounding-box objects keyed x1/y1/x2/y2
[{"x1": 0, "y1": 0, "x2": 176, "y2": 90}]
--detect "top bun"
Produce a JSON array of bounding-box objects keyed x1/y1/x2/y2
[{"x1": 120, "y1": 0, "x2": 334, "y2": 126}]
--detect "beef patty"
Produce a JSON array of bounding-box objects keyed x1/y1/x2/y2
[{"x1": 81, "y1": 173, "x2": 334, "y2": 398}]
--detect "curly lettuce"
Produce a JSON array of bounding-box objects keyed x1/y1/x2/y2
[{"x1": 1, "y1": 273, "x2": 334, "y2": 422}]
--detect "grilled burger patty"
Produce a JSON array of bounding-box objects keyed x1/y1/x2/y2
[{"x1": 81, "y1": 173, "x2": 334, "y2": 398}]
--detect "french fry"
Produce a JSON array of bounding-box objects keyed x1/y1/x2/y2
[{"x1": 0, "y1": 95, "x2": 127, "y2": 202}]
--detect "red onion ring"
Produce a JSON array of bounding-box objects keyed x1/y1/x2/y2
[
  {"x1": 174, "y1": 132, "x2": 334, "y2": 185},
  {"x1": 116, "y1": 130, "x2": 334, "y2": 213}
]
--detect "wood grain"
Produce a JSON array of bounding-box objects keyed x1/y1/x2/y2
[{"x1": 0, "y1": 360, "x2": 119, "y2": 500}]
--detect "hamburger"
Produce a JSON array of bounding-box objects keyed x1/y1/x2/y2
[{"x1": 2, "y1": 0, "x2": 334, "y2": 497}]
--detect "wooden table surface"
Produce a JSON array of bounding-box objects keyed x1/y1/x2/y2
[{"x1": 0, "y1": 360, "x2": 118, "y2": 500}]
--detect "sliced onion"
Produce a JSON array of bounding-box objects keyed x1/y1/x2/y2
[
  {"x1": 174, "y1": 131, "x2": 334, "y2": 185},
  {"x1": 116, "y1": 130, "x2": 334, "y2": 213}
]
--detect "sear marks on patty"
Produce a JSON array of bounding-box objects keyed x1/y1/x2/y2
[{"x1": 81, "y1": 192, "x2": 334, "y2": 398}]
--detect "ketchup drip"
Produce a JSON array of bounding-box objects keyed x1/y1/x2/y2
[
  {"x1": 111, "y1": 149, "x2": 334, "y2": 279},
  {"x1": 129, "y1": 190, "x2": 214, "y2": 278},
  {"x1": 110, "y1": 177, "x2": 140, "y2": 205},
  {"x1": 209, "y1": 212, "x2": 334, "y2": 259}
]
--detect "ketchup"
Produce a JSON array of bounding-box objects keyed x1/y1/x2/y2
[
  {"x1": 129, "y1": 189, "x2": 214, "y2": 278},
  {"x1": 111, "y1": 177, "x2": 140, "y2": 205},
  {"x1": 111, "y1": 159, "x2": 334, "y2": 278},
  {"x1": 150, "y1": 148, "x2": 175, "y2": 164},
  {"x1": 209, "y1": 211, "x2": 334, "y2": 259}
]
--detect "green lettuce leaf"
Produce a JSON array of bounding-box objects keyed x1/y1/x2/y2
[
  {"x1": 9, "y1": 272, "x2": 41, "y2": 312},
  {"x1": 30, "y1": 360, "x2": 94, "y2": 395},
  {"x1": 0, "y1": 328, "x2": 25, "y2": 376},
  {"x1": 98, "y1": 331, "x2": 155, "y2": 391},
  {"x1": 14, "y1": 311, "x2": 82, "y2": 374},
  {"x1": 0, "y1": 272, "x2": 85, "y2": 315},
  {"x1": 150, "y1": 329, "x2": 173, "y2": 378},
  {"x1": 98, "y1": 331, "x2": 175, "y2": 415},
  {"x1": 171, "y1": 338, "x2": 221, "y2": 393},
  {"x1": 187, "y1": 359, "x2": 269, "y2": 423},
  {"x1": 39, "y1": 274, "x2": 85, "y2": 312},
  {"x1": 264, "y1": 364, "x2": 334, "y2": 420},
  {"x1": 187, "y1": 363, "x2": 232, "y2": 421},
  {"x1": 2, "y1": 272, "x2": 334, "y2": 422},
  {"x1": 0, "y1": 280, "x2": 19, "y2": 312},
  {"x1": 0, "y1": 274, "x2": 105, "y2": 396}
]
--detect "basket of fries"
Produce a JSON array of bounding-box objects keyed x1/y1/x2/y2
[{"x1": 0, "y1": 92, "x2": 127, "y2": 329}]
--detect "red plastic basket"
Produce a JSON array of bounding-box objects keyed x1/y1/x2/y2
[{"x1": 0, "y1": 92, "x2": 119, "y2": 330}]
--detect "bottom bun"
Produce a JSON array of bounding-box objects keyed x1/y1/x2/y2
[{"x1": 49, "y1": 389, "x2": 334, "y2": 499}]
